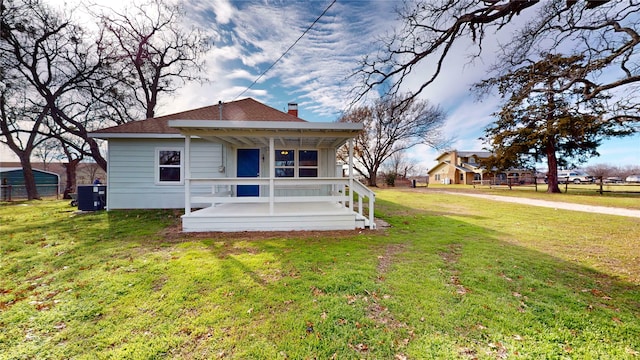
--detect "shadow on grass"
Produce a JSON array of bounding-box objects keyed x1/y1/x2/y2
[
  {"x1": 371, "y1": 196, "x2": 640, "y2": 357},
  {"x1": 2, "y1": 197, "x2": 639, "y2": 358}
]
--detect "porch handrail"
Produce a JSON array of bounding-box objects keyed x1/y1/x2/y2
[
  {"x1": 186, "y1": 176, "x2": 376, "y2": 228},
  {"x1": 190, "y1": 177, "x2": 348, "y2": 186},
  {"x1": 351, "y1": 179, "x2": 376, "y2": 229}
]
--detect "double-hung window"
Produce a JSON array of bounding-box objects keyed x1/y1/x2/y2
[
  {"x1": 156, "y1": 148, "x2": 183, "y2": 184},
  {"x1": 298, "y1": 150, "x2": 318, "y2": 177},
  {"x1": 274, "y1": 149, "x2": 318, "y2": 177},
  {"x1": 275, "y1": 150, "x2": 295, "y2": 177}
]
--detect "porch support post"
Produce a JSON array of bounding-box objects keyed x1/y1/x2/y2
[
  {"x1": 184, "y1": 135, "x2": 191, "y2": 215},
  {"x1": 269, "y1": 137, "x2": 274, "y2": 215},
  {"x1": 348, "y1": 138, "x2": 354, "y2": 212}
]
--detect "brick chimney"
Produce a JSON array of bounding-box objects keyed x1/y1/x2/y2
[{"x1": 287, "y1": 103, "x2": 298, "y2": 117}]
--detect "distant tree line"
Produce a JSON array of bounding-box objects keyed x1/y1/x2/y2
[
  {"x1": 0, "y1": 0, "x2": 211, "y2": 199},
  {"x1": 585, "y1": 164, "x2": 640, "y2": 181}
]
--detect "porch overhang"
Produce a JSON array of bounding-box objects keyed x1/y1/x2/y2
[{"x1": 168, "y1": 120, "x2": 363, "y2": 148}]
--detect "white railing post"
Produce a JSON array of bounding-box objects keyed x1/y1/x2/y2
[
  {"x1": 348, "y1": 139, "x2": 354, "y2": 212},
  {"x1": 269, "y1": 137, "x2": 275, "y2": 215},
  {"x1": 184, "y1": 135, "x2": 191, "y2": 215},
  {"x1": 369, "y1": 194, "x2": 375, "y2": 229}
]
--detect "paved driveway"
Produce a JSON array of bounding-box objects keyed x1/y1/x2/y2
[{"x1": 439, "y1": 191, "x2": 640, "y2": 218}]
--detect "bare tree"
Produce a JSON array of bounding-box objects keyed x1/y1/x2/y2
[
  {"x1": 585, "y1": 163, "x2": 616, "y2": 181},
  {"x1": 585, "y1": 164, "x2": 640, "y2": 180},
  {"x1": 95, "y1": 0, "x2": 211, "y2": 120},
  {"x1": 382, "y1": 150, "x2": 418, "y2": 181},
  {"x1": 33, "y1": 138, "x2": 63, "y2": 171},
  {"x1": 1, "y1": 0, "x2": 210, "y2": 177},
  {"x1": 0, "y1": 0, "x2": 113, "y2": 170},
  {"x1": 338, "y1": 93, "x2": 447, "y2": 186},
  {"x1": 40, "y1": 121, "x2": 91, "y2": 198},
  {"x1": 621, "y1": 165, "x2": 640, "y2": 179},
  {"x1": 78, "y1": 162, "x2": 101, "y2": 185},
  {"x1": 0, "y1": 78, "x2": 48, "y2": 200},
  {"x1": 353, "y1": 0, "x2": 640, "y2": 115}
]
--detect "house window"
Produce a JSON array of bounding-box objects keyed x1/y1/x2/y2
[
  {"x1": 274, "y1": 149, "x2": 318, "y2": 177},
  {"x1": 434, "y1": 174, "x2": 441, "y2": 181},
  {"x1": 299, "y1": 150, "x2": 318, "y2": 177},
  {"x1": 275, "y1": 150, "x2": 295, "y2": 177},
  {"x1": 156, "y1": 148, "x2": 183, "y2": 184},
  {"x1": 460, "y1": 173, "x2": 464, "y2": 181}
]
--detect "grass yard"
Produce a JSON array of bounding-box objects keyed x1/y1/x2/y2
[
  {"x1": 424, "y1": 183, "x2": 640, "y2": 210},
  {"x1": 1, "y1": 190, "x2": 639, "y2": 359}
]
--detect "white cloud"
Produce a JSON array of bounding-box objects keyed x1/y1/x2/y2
[
  {"x1": 180, "y1": 1, "x2": 398, "y2": 118},
  {"x1": 7, "y1": 0, "x2": 635, "y2": 167},
  {"x1": 211, "y1": 0, "x2": 234, "y2": 25}
]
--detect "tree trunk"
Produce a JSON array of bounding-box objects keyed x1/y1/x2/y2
[
  {"x1": 545, "y1": 83, "x2": 561, "y2": 194},
  {"x1": 366, "y1": 165, "x2": 379, "y2": 187},
  {"x1": 545, "y1": 141, "x2": 561, "y2": 193},
  {"x1": 18, "y1": 155, "x2": 41, "y2": 200},
  {"x1": 62, "y1": 159, "x2": 80, "y2": 199},
  {"x1": 88, "y1": 137, "x2": 107, "y2": 171}
]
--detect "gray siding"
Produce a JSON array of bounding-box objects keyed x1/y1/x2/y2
[
  {"x1": 106, "y1": 140, "x2": 340, "y2": 209},
  {"x1": 107, "y1": 138, "x2": 224, "y2": 209}
]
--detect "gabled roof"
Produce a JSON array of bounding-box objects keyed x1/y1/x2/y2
[
  {"x1": 0, "y1": 167, "x2": 60, "y2": 177},
  {"x1": 90, "y1": 98, "x2": 305, "y2": 138},
  {"x1": 427, "y1": 161, "x2": 476, "y2": 174},
  {"x1": 456, "y1": 151, "x2": 492, "y2": 158},
  {"x1": 434, "y1": 150, "x2": 492, "y2": 162}
]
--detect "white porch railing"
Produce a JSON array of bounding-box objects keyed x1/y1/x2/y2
[{"x1": 185, "y1": 177, "x2": 376, "y2": 229}]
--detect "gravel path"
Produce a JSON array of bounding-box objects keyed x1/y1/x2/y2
[{"x1": 439, "y1": 191, "x2": 640, "y2": 218}]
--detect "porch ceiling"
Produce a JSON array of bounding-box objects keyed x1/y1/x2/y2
[{"x1": 168, "y1": 120, "x2": 363, "y2": 148}]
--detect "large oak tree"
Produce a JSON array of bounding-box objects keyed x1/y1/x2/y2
[{"x1": 477, "y1": 54, "x2": 635, "y2": 193}]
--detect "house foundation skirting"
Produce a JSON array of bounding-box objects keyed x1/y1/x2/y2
[{"x1": 181, "y1": 202, "x2": 359, "y2": 232}]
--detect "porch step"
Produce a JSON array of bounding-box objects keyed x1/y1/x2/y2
[
  {"x1": 182, "y1": 202, "x2": 358, "y2": 232},
  {"x1": 183, "y1": 213, "x2": 357, "y2": 232},
  {"x1": 355, "y1": 213, "x2": 376, "y2": 229}
]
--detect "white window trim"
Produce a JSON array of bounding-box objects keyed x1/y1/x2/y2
[
  {"x1": 155, "y1": 147, "x2": 184, "y2": 185},
  {"x1": 298, "y1": 149, "x2": 319, "y2": 178},
  {"x1": 274, "y1": 149, "x2": 319, "y2": 178},
  {"x1": 275, "y1": 149, "x2": 295, "y2": 178}
]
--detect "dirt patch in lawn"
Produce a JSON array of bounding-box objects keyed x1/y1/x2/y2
[
  {"x1": 439, "y1": 243, "x2": 470, "y2": 296},
  {"x1": 160, "y1": 222, "x2": 364, "y2": 242},
  {"x1": 376, "y1": 243, "x2": 408, "y2": 278},
  {"x1": 158, "y1": 217, "x2": 388, "y2": 242}
]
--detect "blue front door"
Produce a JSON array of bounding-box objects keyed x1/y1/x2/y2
[{"x1": 237, "y1": 149, "x2": 260, "y2": 197}]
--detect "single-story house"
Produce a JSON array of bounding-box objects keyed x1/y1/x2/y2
[
  {"x1": 0, "y1": 167, "x2": 60, "y2": 200},
  {"x1": 89, "y1": 98, "x2": 375, "y2": 232},
  {"x1": 427, "y1": 150, "x2": 535, "y2": 185}
]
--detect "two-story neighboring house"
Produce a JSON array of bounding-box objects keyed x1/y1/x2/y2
[
  {"x1": 428, "y1": 150, "x2": 492, "y2": 185},
  {"x1": 428, "y1": 150, "x2": 536, "y2": 185}
]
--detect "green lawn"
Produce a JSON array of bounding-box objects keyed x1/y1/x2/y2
[
  {"x1": 422, "y1": 183, "x2": 640, "y2": 210},
  {"x1": 1, "y1": 191, "x2": 639, "y2": 359}
]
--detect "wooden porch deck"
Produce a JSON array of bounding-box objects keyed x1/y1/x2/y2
[{"x1": 181, "y1": 201, "x2": 364, "y2": 232}]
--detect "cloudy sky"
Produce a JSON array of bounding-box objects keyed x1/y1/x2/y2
[
  {"x1": 145, "y1": 0, "x2": 640, "y2": 171},
  {"x1": 3, "y1": 0, "x2": 639, "y2": 171}
]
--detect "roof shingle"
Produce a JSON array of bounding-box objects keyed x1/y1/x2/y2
[{"x1": 92, "y1": 98, "x2": 305, "y2": 135}]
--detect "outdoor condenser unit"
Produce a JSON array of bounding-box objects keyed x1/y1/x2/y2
[{"x1": 77, "y1": 185, "x2": 107, "y2": 211}]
